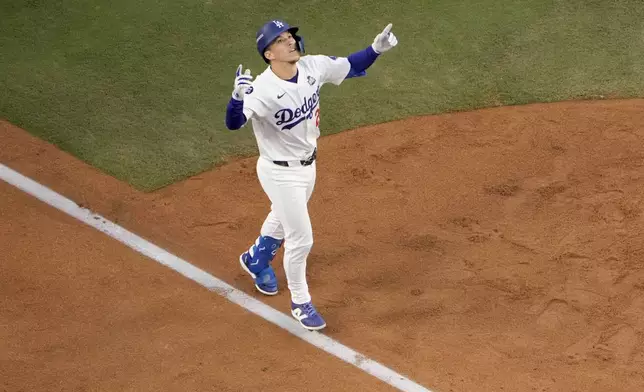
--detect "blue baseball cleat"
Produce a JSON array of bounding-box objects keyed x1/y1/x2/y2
[
  {"x1": 291, "y1": 301, "x2": 326, "y2": 331},
  {"x1": 239, "y1": 251, "x2": 278, "y2": 296}
]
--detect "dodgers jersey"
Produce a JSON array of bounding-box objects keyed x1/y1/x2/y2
[{"x1": 242, "y1": 55, "x2": 351, "y2": 161}]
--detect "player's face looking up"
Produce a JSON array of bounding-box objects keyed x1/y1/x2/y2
[{"x1": 264, "y1": 32, "x2": 300, "y2": 64}]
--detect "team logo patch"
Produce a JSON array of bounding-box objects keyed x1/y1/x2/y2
[
  {"x1": 273, "y1": 20, "x2": 284, "y2": 28},
  {"x1": 307, "y1": 76, "x2": 316, "y2": 86}
]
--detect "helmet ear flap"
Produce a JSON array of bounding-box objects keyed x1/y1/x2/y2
[
  {"x1": 293, "y1": 33, "x2": 305, "y2": 54},
  {"x1": 291, "y1": 33, "x2": 305, "y2": 54}
]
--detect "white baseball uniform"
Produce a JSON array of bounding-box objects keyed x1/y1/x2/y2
[{"x1": 241, "y1": 54, "x2": 351, "y2": 304}]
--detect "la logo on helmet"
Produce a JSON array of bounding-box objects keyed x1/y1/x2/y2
[{"x1": 273, "y1": 20, "x2": 284, "y2": 28}]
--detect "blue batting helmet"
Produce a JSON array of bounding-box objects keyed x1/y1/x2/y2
[{"x1": 256, "y1": 20, "x2": 305, "y2": 63}]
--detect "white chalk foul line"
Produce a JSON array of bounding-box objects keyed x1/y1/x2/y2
[{"x1": 0, "y1": 163, "x2": 433, "y2": 392}]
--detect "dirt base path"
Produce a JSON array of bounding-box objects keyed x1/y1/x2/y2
[
  {"x1": 2, "y1": 99, "x2": 644, "y2": 391},
  {"x1": 0, "y1": 180, "x2": 395, "y2": 392}
]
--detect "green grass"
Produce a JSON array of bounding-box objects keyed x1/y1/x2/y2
[{"x1": 1, "y1": 0, "x2": 643, "y2": 190}]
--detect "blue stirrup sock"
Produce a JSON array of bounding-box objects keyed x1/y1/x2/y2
[{"x1": 246, "y1": 235, "x2": 284, "y2": 274}]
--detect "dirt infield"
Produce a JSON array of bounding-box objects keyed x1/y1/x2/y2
[
  {"x1": 2, "y1": 99, "x2": 644, "y2": 391},
  {"x1": 0, "y1": 180, "x2": 392, "y2": 392}
]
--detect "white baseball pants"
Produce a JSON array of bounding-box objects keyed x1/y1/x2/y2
[{"x1": 255, "y1": 156, "x2": 316, "y2": 304}]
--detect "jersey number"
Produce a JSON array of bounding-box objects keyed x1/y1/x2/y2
[{"x1": 315, "y1": 108, "x2": 320, "y2": 127}]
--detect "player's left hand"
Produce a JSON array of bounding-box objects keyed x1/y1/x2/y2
[{"x1": 371, "y1": 23, "x2": 398, "y2": 54}]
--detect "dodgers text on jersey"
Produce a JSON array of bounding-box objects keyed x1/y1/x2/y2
[{"x1": 274, "y1": 85, "x2": 321, "y2": 131}]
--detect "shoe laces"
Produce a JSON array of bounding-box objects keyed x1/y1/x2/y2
[{"x1": 301, "y1": 302, "x2": 318, "y2": 316}]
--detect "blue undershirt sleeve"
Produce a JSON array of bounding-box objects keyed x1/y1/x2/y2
[
  {"x1": 346, "y1": 45, "x2": 380, "y2": 79},
  {"x1": 225, "y1": 97, "x2": 247, "y2": 130}
]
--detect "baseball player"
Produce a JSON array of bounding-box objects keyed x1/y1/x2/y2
[{"x1": 225, "y1": 19, "x2": 398, "y2": 331}]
